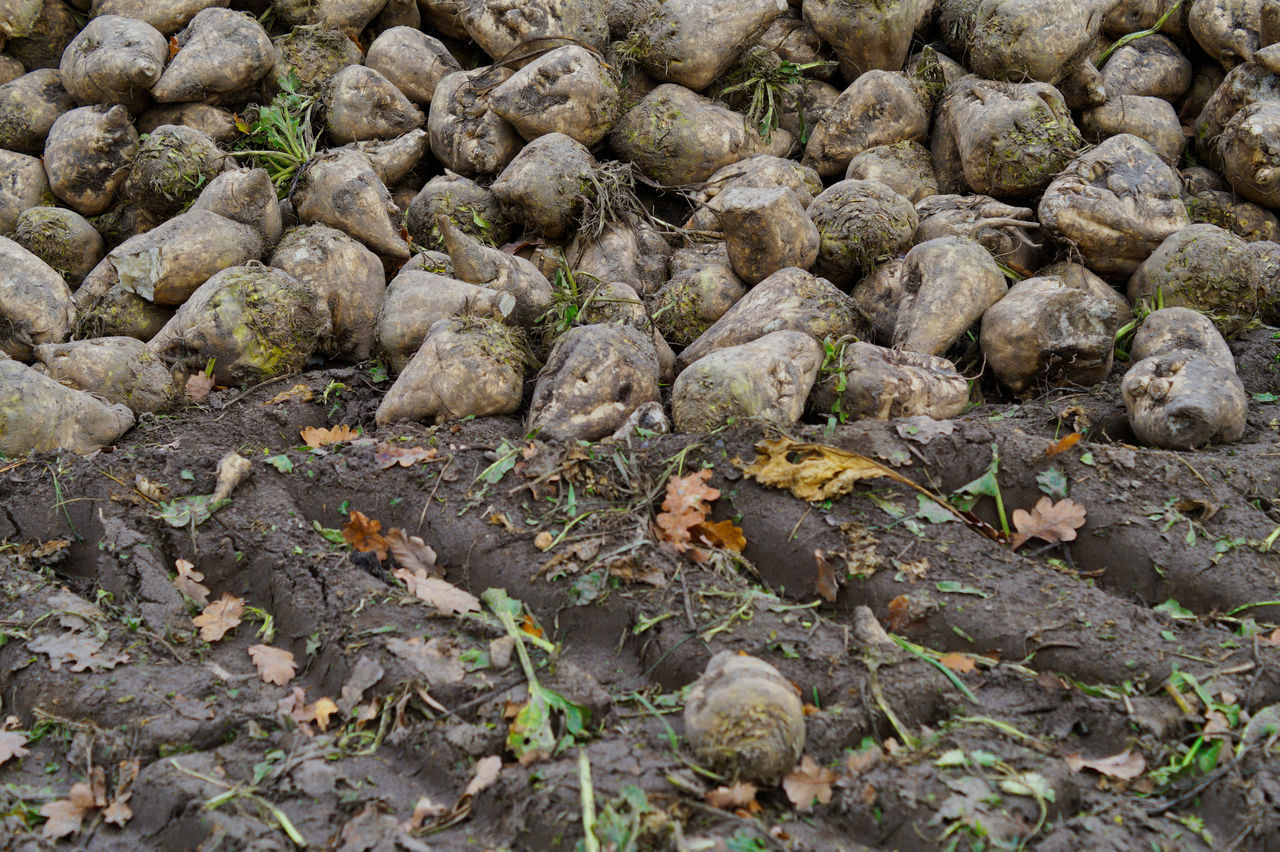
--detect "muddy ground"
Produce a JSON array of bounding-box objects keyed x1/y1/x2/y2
[{"x1": 1, "y1": 326, "x2": 1279, "y2": 852}]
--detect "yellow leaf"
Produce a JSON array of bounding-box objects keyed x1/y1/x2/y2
[
  {"x1": 740, "y1": 438, "x2": 930, "y2": 503},
  {"x1": 311, "y1": 697, "x2": 338, "y2": 731}
]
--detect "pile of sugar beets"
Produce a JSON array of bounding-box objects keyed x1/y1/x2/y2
[{"x1": 2, "y1": 0, "x2": 1280, "y2": 458}]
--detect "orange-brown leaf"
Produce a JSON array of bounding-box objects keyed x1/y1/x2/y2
[
  {"x1": 1011, "y1": 497, "x2": 1087, "y2": 550},
  {"x1": 783, "y1": 755, "x2": 839, "y2": 812},
  {"x1": 343, "y1": 511, "x2": 389, "y2": 560},
  {"x1": 301, "y1": 424, "x2": 359, "y2": 448},
  {"x1": 886, "y1": 594, "x2": 912, "y2": 632},
  {"x1": 192, "y1": 593, "x2": 244, "y2": 642},
  {"x1": 1046, "y1": 432, "x2": 1082, "y2": 456},
  {"x1": 938, "y1": 653, "x2": 976, "y2": 674},
  {"x1": 693, "y1": 518, "x2": 746, "y2": 553},
  {"x1": 520, "y1": 613, "x2": 544, "y2": 639},
  {"x1": 655, "y1": 469, "x2": 720, "y2": 552},
  {"x1": 249, "y1": 644, "x2": 296, "y2": 685}
]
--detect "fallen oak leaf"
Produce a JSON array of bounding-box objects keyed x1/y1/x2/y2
[
  {"x1": 301, "y1": 424, "x2": 359, "y2": 448},
  {"x1": 0, "y1": 730, "x2": 29, "y2": 766},
  {"x1": 1011, "y1": 497, "x2": 1087, "y2": 550},
  {"x1": 1046, "y1": 432, "x2": 1082, "y2": 457},
  {"x1": 185, "y1": 373, "x2": 214, "y2": 402},
  {"x1": 814, "y1": 549, "x2": 838, "y2": 603},
  {"x1": 193, "y1": 593, "x2": 244, "y2": 642},
  {"x1": 692, "y1": 518, "x2": 746, "y2": 553},
  {"x1": 938, "y1": 653, "x2": 977, "y2": 674},
  {"x1": 385, "y1": 528, "x2": 440, "y2": 577},
  {"x1": 101, "y1": 793, "x2": 132, "y2": 827},
  {"x1": 311, "y1": 697, "x2": 339, "y2": 732},
  {"x1": 211, "y1": 451, "x2": 252, "y2": 503},
  {"x1": 1064, "y1": 749, "x2": 1145, "y2": 780},
  {"x1": 249, "y1": 644, "x2": 297, "y2": 685},
  {"x1": 402, "y1": 795, "x2": 449, "y2": 831},
  {"x1": 263, "y1": 383, "x2": 314, "y2": 405},
  {"x1": 783, "y1": 755, "x2": 839, "y2": 812},
  {"x1": 172, "y1": 558, "x2": 210, "y2": 606},
  {"x1": 464, "y1": 755, "x2": 503, "y2": 798},
  {"x1": 386, "y1": 637, "x2": 465, "y2": 685},
  {"x1": 705, "y1": 781, "x2": 760, "y2": 813},
  {"x1": 40, "y1": 782, "x2": 96, "y2": 839},
  {"x1": 375, "y1": 442, "x2": 438, "y2": 469},
  {"x1": 394, "y1": 568, "x2": 481, "y2": 615},
  {"x1": 344, "y1": 511, "x2": 389, "y2": 560},
  {"x1": 654, "y1": 469, "x2": 719, "y2": 552}
]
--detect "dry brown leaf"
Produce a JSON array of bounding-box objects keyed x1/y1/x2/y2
[
  {"x1": 211, "y1": 451, "x2": 252, "y2": 503},
  {"x1": 403, "y1": 795, "x2": 449, "y2": 831},
  {"x1": 343, "y1": 510, "x2": 389, "y2": 560},
  {"x1": 311, "y1": 697, "x2": 339, "y2": 731},
  {"x1": 0, "y1": 730, "x2": 29, "y2": 766},
  {"x1": 464, "y1": 755, "x2": 503, "y2": 798},
  {"x1": 193, "y1": 593, "x2": 244, "y2": 642},
  {"x1": 338, "y1": 655, "x2": 385, "y2": 715},
  {"x1": 102, "y1": 759, "x2": 139, "y2": 827},
  {"x1": 27, "y1": 630, "x2": 126, "y2": 672},
  {"x1": 394, "y1": 568, "x2": 481, "y2": 614},
  {"x1": 101, "y1": 793, "x2": 132, "y2": 827},
  {"x1": 885, "y1": 594, "x2": 912, "y2": 632},
  {"x1": 783, "y1": 755, "x2": 839, "y2": 812},
  {"x1": 386, "y1": 637, "x2": 465, "y2": 685},
  {"x1": 385, "y1": 528, "x2": 440, "y2": 577},
  {"x1": 375, "y1": 442, "x2": 438, "y2": 469},
  {"x1": 1064, "y1": 749, "x2": 1145, "y2": 780},
  {"x1": 278, "y1": 686, "x2": 314, "y2": 728},
  {"x1": 264, "y1": 383, "x2": 314, "y2": 405},
  {"x1": 249, "y1": 644, "x2": 297, "y2": 685},
  {"x1": 814, "y1": 549, "x2": 838, "y2": 603},
  {"x1": 185, "y1": 373, "x2": 214, "y2": 402},
  {"x1": 172, "y1": 558, "x2": 210, "y2": 606},
  {"x1": 692, "y1": 518, "x2": 746, "y2": 553},
  {"x1": 533, "y1": 531, "x2": 554, "y2": 551},
  {"x1": 939, "y1": 653, "x2": 977, "y2": 674},
  {"x1": 654, "y1": 469, "x2": 719, "y2": 552},
  {"x1": 705, "y1": 781, "x2": 760, "y2": 812},
  {"x1": 301, "y1": 424, "x2": 359, "y2": 448},
  {"x1": 1011, "y1": 496, "x2": 1087, "y2": 550},
  {"x1": 41, "y1": 782, "x2": 96, "y2": 839}
]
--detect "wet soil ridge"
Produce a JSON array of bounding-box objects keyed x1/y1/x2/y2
[{"x1": 0, "y1": 358, "x2": 1277, "y2": 850}]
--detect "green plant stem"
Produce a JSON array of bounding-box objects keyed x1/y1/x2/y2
[
  {"x1": 1097, "y1": 0, "x2": 1183, "y2": 66},
  {"x1": 579, "y1": 750, "x2": 600, "y2": 852}
]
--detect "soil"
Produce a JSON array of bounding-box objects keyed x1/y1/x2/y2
[{"x1": 2, "y1": 326, "x2": 1279, "y2": 852}]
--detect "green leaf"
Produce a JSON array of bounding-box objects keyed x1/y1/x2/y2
[
  {"x1": 312, "y1": 520, "x2": 344, "y2": 544},
  {"x1": 1253, "y1": 392, "x2": 1278, "y2": 403},
  {"x1": 936, "y1": 581, "x2": 990, "y2": 598},
  {"x1": 481, "y1": 587, "x2": 522, "y2": 619},
  {"x1": 916, "y1": 495, "x2": 956, "y2": 524},
  {"x1": 969, "y1": 750, "x2": 999, "y2": 768},
  {"x1": 1153, "y1": 599, "x2": 1196, "y2": 620},
  {"x1": 507, "y1": 689, "x2": 559, "y2": 760},
  {"x1": 264, "y1": 455, "x2": 293, "y2": 474},
  {"x1": 1079, "y1": 452, "x2": 1095, "y2": 467},
  {"x1": 1000, "y1": 772, "x2": 1054, "y2": 802},
  {"x1": 868, "y1": 493, "x2": 906, "y2": 518},
  {"x1": 155, "y1": 495, "x2": 226, "y2": 528},
  {"x1": 934, "y1": 749, "x2": 967, "y2": 767},
  {"x1": 1035, "y1": 467, "x2": 1068, "y2": 500}
]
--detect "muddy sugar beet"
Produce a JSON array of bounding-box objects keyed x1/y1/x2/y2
[{"x1": 0, "y1": 0, "x2": 1275, "y2": 463}]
